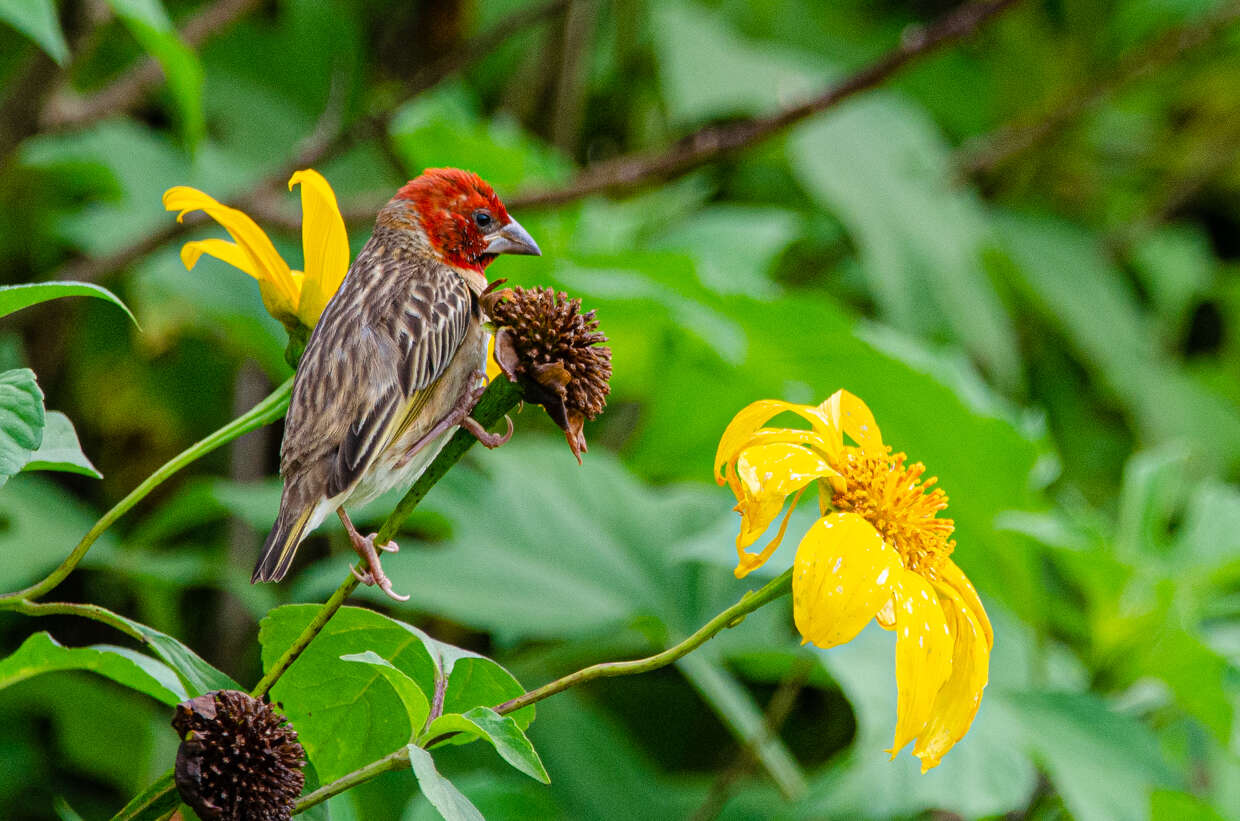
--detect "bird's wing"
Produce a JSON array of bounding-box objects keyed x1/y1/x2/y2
[
  {"x1": 281, "y1": 247, "x2": 474, "y2": 500},
  {"x1": 326, "y1": 258, "x2": 474, "y2": 498}
]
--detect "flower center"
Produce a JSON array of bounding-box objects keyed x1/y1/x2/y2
[{"x1": 828, "y1": 449, "x2": 955, "y2": 575}]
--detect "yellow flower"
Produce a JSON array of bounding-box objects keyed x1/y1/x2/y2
[
  {"x1": 715, "y1": 390, "x2": 992, "y2": 772},
  {"x1": 163, "y1": 169, "x2": 349, "y2": 331}
]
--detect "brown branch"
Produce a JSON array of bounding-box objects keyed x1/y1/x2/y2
[
  {"x1": 52, "y1": 0, "x2": 568, "y2": 285},
  {"x1": 39, "y1": 0, "x2": 261, "y2": 132},
  {"x1": 956, "y1": 0, "x2": 1240, "y2": 178},
  {"x1": 508, "y1": 0, "x2": 1025, "y2": 209}
]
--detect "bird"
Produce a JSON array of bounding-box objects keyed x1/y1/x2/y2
[{"x1": 252, "y1": 168, "x2": 541, "y2": 601}]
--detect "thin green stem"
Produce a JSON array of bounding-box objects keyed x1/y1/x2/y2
[
  {"x1": 295, "y1": 748, "x2": 411, "y2": 812},
  {"x1": 252, "y1": 376, "x2": 523, "y2": 700},
  {"x1": 9, "y1": 599, "x2": 145, "y2": 642},
  {"x1": 495, "y1": 568, "x2": 793, "y2": 715},
  {"x1": 293, "y1": 569, "x2": 794, "y2": 814},
  {"x1": 1, "y1": 376, "x2": 294, "y2": 605}
]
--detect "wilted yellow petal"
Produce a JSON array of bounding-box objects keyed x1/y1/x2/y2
[
  {"x1": 289, "y1": 169, "x2": 349, "y2": 328},
  {"x1": 735, "y1": 488, "x2": 803, "y2": 578},
  {"x1": 163, "y1": 185, "x2": 299, "y2": 318},
  {"x1": 792, "y1": 512, "x2": 899, "y2": 648},
  {"x1": 888, "y1": 569, "x2": 953, "y2": 757},
  {"x1": 913, "y1": 581, "x2": 990, "y2": 772},
  {"x1": 938, "y1": 557, "x2": 992, "y2": 650},
  {"x1": 819, "y1": 389, "x2": 883, "y2": 456},
  {"x1": 731, "y1": 442, "x2": 836, "y2": 556},
  {"x1": 715, "y1": 399, "x2": 835, "y2": 484}
]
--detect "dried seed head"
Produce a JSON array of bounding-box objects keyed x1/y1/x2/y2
[
  {"x1": 172, "y1": 690, "x2": 305, "y2": 821},
  {"x1": 483, "y1": 285, "x2": 612, "y2": 462}
]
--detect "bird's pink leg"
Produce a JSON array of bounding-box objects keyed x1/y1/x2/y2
[
  {"x1": 337, "y1": 508, "x2": 409, "y2": 602},
  {"x1": 395, "y1": 374, "x2": 512, "y2": 468}
]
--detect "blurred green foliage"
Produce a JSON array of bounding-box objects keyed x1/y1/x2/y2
[{"x1": 1, "y1": 0, "x2": 1239, "y2": 818}]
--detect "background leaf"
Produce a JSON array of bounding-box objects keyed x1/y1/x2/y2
[
  {"x1": 0, "y1": 368, "x2": 44, "y2": 488},
  {"x1": 22, "y1": 411, "x2": 101, "y2": 479}
]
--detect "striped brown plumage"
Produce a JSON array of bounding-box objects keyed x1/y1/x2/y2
[{"x1": 252, "y1": 169, "x2": 540, "y2": 594}]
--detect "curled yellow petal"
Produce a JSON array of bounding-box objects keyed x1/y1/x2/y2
[
  {"x1": 888, "y1": 569, "x2": 953, "y2": 757},
  {"x1": 938, "y1": 557, "x2": 992, "y2": 650},
  {"x1": 819, "y1": 389, "x2": 883, "y2": 456},
  {"x1": 486, "y1": 333, "x2": 502, "y2": 383},
  {"x1": 792, "y1": 512, "x2": 899, "y2": 649},
  {"x1": 289, "y1": 169, "x2": 349, "y2": 328},
  {"x1": 731, "y1": 442, "x2": 837, "y2": 562},
  {"x1": 180, "y1": 238, "x2": 258, "y2": 279},
  {"x1": 163, "y1": 185, "x2": 299, "y2": 321},
  {"x1": 913, "y1": 580, "x2": 990, "y2": 772},
  {"x1": 735, "y1": 487, "x2": 804, "y2": 579},
  {"x1": 715, "y1": 399, "x2": 835, "y2": 484}
]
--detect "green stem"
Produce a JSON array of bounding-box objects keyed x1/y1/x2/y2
[
  {"x1": 8, "y1": 599, "x2": 145, "y2": 641},
  {"x1": 293, "y1": 568, "x2": 795, "y2": 814},
  {"x1": 253, "y1": 375, "x2": 523, "y2": 700},
  {"x1": 1, "y1": 376, "x2": 294, "y2": 605},
  {"x1": 494, "y1": 568, "x2": 792, "y2": 716},
  {"x1": 294, "y1": 748, "x2": 410, "y2": 812}
]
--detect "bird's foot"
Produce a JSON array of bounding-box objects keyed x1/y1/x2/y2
[
  {"x1": 461, "y1": 414, "x2": 513, "y2": 449},
  {"x1": 347, "y1": 532, "x2": 409, "y2": 602}
]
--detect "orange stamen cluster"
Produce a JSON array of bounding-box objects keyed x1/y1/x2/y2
[{"x1": 829, "y1": 448, "x2": 955, "y2": 575}]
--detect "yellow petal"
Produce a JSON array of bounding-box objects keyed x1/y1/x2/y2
[
  {"x1": 731, "y1": 442, "x2": 837, "y2": 559},
  {"x1": 913, "y1": 580, "x2": 990, "y2": 772},
  {"x1": 163, "y1": 185, "x2": 299, "y2": 318},
  {"x1": 875, "y1": 597, "x2": 896, "y2": 630},
  {"x1": 288, "y1": 169, "x2": 349, "y2": 328},
  {"x1": 938, "y1": 557, "x2": 993, "y2": 650},
  {"x1": 792, "y1": 512, "x2": 900, "y2": 648},
  {"x1": 819, "y1": 389, "x2": 883, "y2": 456},
  {"x1": 888, "y1": 569, "x2": 953, "y2": 757},
  {"x1": 180, "y1": 238, "x2": 258, "y2": 278},
  {"x1": 715, "y1": 399, "x2": 834, "y2": 484},
  {"x1": 734, "y1": 487, "x2": 804, "y2": 578}
]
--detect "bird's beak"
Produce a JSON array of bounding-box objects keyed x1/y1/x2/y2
[{"x1": 486, "y1": 218, "x2": 541, "y2": 256}]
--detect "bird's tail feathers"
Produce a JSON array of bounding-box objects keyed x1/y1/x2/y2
[{"x1": 252, "y1": 505, "x2": 314, "y2": 584}]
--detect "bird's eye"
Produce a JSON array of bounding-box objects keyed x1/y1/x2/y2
[{"x1": 473, "y1": 211, "x2": 493, "y2": 229}]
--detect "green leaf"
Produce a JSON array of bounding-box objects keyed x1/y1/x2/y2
[
  {"x1": 993, "y1": 211, "x2": 1240, "y2": 470},
  {"x1": 109, "y1": 771, "x2": 177, "y2": 821},
  {"x1": 1150, "y1": 790, "x2": 1229, "y2": 821},
  {"x1": 425, "y1": 707, "x2": 549, "y2": 784},
  {"x1": 111, "y1": 615, "x2": 240, "y2": 696},
  {"x1": 0, "y1": 632, "x2": 187, "y2": 705},
  {"x1": 790, "y1": 98, "x2": 1020, "y2": 388},
  {"x1": 22, "y1": 411, "x2": 101, "y2": 479},
  {"x1": 0, "y1": 368, "x2": 45, "y2": 488},
  {"x1": 0, "y1": 0, "x2": 68, "y2": 64},
  {"x1": 341, "y1": 651, "x2": 431, "y2": 735},
  {"x1": 1004, "y1": 690, "x2": 1180, "y2": 821},
  {"x1": 0, "y1": 281, "x2": 137, "y2": 325},
  {"x1": 103, "y1": 0, "x2": 205, "y2": 148},
  {"x1": 259, "y1": 605, "x2": 440, "y2": 783},
  {"x1": 406, "y1": 745, "x2": 485, "y2": 821}
]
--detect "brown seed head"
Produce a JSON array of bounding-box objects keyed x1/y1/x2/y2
[
  {"x1": 483, "y1": 284, "x2": 612, "y2": 462},
  {"x1": 172, "y1": 690, "x2": 305, "y2": 821}
]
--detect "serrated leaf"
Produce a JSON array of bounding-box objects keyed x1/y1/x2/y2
[
  {"x1": 0, "y1": 632, "x2": 187, "y2": 705},
  {"x1": 0, "y1": 0, "x2": 69, "y2": 64},
  {"x1": 0, "y1": 368, "x2": 45, "y2": 488},
  {"x1": 425, "y1": 707, "x2": 549, "y2": 784},
  {"x1": 341, "y1": 651, "x2": 431, "y2": 735},
  {"x1": 0, "y1": 281, "x2": 137, "y2": 325},
  {"x1": 22, "y1": 411, "x2": 101, "y2": 478},
  {"x1": 406, "y1": 745, "x2": 485, "y2": 821}
]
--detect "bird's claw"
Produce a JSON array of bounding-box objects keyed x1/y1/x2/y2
[
  {"x1": 347, "y1": 532, "x2": 410, "y2": 602},
  {"x1": 461, "y1": 414, "x2": 513, "y2": 449}
]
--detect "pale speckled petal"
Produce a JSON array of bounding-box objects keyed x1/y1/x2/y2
[{"x1": 888, "y1": 569, "x2": 953, "y2": 757}]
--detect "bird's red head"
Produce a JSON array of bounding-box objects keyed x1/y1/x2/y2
[{"x1": 395, "y1": 168, "x2": 539, "y2": 273}]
